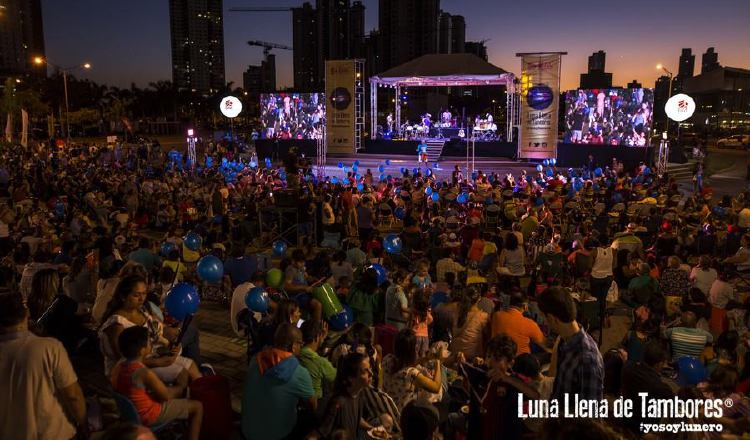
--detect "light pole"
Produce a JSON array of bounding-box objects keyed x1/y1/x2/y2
[
  {"x1": 657, "y1": 64, "x2": 674, "y2": 134},
  {"x1": 34, "y1": 57, "x2": 91, "y2": 145}
]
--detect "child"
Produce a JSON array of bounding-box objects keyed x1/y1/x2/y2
[
  {"x1": 337, "y1": 276, "x2": 352, "y2": 299},
  {"x1": 111, "y1": 327, "x2": 203, "y2": 440},
  {"x1": 411, "y1": 259, "x2": 433, "y2": 290},
  {"x1": 410, "y1": 293, "x2": 433, "y2": 359},
  {"x1": 385, "y1": 270, "x2": 411, "y2": 330}
]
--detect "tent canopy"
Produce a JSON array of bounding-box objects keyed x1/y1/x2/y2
[{"x1": 371, "y1": 53, "x2": 514, "y2": 87}]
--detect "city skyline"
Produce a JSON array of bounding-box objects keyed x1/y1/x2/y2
[{"x1": 41, "y1": 0, "x2": 750, "y2": 92}]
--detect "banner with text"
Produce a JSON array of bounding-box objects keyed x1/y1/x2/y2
[
  {"x1": 519, "y1": 54, "x2": 561, "y2": 159},
  {"x1": 325, "y1": 60, "x2": 356, "y2": 154}
]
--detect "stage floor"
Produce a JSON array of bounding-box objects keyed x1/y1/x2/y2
[{"x1": 319, "y1": 153, "x2": 535, "y2": 181}]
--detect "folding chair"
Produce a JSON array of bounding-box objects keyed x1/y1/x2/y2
[{"x1": 378, "y1": 203, "x2": 394, "y2": 229}]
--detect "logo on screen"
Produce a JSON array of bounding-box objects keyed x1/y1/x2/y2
[
  {"x1": 330, "y1": 87, "x2": 352, "y2": 111},
  {"x1": 527, "y1": 86, "x2": 554, "y2": 111}
]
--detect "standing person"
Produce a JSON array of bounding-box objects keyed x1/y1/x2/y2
[
  {"x1": 409, "y1": 293, "x2": 433, "y2": 359},
  {"x1": 385, "y1": 269, "x2": 411, "y2": 330},
  {"x1": 589, "y1": 237, "x2": 616, "y2": 345},
  {"x1": 0, "y1": 293, "x2": 88, "y2": 440},
  {"x1": 538, "y1": 287, "x2": 604, "y2": 401}
]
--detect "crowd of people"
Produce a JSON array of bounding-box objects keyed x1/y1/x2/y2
[
  {"x1": 564, "y1": 89, "x2": 654, "y2": 147},
  {"x1": 3, "y1": 137, "x2": 750, "y2": 440},
  {"x1": 260, "y1": 93, "x2": 326, "y2": 140}
]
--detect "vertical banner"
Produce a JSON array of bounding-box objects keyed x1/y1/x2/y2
[
  {"x1": 47, "y1": 113, "x2": 55, "y2": 139},
  {"x1": 325, "y1": 60, "x2": 356, "y2": 154},
  {"x1": 4, "y1": 113, "x2": 12, "y2": 143},
  {"x1": 518, "y1": 53, "x2": 562, "y2": 159},
  {"x1": 21, "y1": 109, "x2": 29, "y2": 148}
]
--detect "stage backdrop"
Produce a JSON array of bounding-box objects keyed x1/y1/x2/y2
[
  {"x1": 325, "y1": 60, "x2": 356, "y2": 154},
  {"x1": 518, "y1": 53, "x2": 562, "y2": 159}
]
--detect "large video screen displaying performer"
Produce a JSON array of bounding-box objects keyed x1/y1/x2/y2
[
  {"x1": 260, "y1": 93, "x2": 325, "y2": 140},
  {"x1": 563, "y1": 88, "x2": 654, "y2": 147}
]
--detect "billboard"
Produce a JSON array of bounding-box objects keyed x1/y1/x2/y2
[
  {"x1": 563, "y1": 88, "x2": 654, "y2": 147},
  {"x1": 259, "y1": 93, "x2": 325, "y2": 140},
  {"x1": 519, "y1": 53, "x2": 562, "y2": 159},
  {"x1": 325, "y1": 60, "x2": 356, "y2": 154}
]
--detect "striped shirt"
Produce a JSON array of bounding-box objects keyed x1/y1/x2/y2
[{"x1": 665, "y1": 327, "x2": 713, "y2": 361}]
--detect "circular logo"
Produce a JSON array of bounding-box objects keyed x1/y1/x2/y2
[
  {"x1": 219, "y1": 96, "x2": 242, "y2": 118},
  {"x1": 665, "y1": 93, "x2": 696, "y2": 122},
  {"x1": 329, "y1": 87, "x2": 352, "y2": 111},
  {"x1": 526, "y1": 85, "x2": 554, "y2": 111}
]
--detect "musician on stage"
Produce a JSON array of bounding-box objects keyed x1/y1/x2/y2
[
  {"x1": 441, "y1": 108, "x2": 452, "y2": 125},
  {"x1": 386, "y1": 113, "x2": 394, "y2": 133}
]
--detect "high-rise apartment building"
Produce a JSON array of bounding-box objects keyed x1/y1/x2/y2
[
  {"x1": 701, "y1": 47, "x2": 720, "y2": 74},
  {"x1": 678, "y1": 48, "x2": 695, "y2": 78},
  {"x1": 0, "y1": 0, "x2": 45, "y2": 78},
  {"x1": 169, "y1": 0, "x2": 226, "y2": 95},
  {"x1": 378, "y1": 0, "x2": 440, "y2": 72}
]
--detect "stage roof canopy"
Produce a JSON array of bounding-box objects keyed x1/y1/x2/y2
[{"x1": 371, "y1": 53, "x2": 515, "y2": 87}]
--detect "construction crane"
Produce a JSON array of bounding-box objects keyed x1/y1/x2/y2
[
  {"x1": 247, "y1": 40, "x2": 293, "y2": 58},
  {"x1": 229, "y1": 7, "x2": 295, "y2": 12}
]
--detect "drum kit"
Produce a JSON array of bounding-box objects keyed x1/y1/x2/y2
[{"x1": 472, "y1": 119, "x2": 498, "y2": 141}]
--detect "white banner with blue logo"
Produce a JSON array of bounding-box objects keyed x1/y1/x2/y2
[
  {"x1": 519, "y1": 54, "x2": 561, "y2": 159},
  {"x1": 325, "y1": 60, "x2": 356, "y2": 154}
]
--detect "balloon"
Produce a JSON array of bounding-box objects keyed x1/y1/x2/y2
[
  {"x1": 383, "y1": 234, "x2": 403, "y2": 254},
  {"x1": 400, "y1": 167, "x2": 407, "y2": 174},
  {"x1": 457, "y1": 192, "x2": 469, "y2": 204},
  {"x1": 354, "y1": 160, "x2": 360, "y2": 167},
  {"x1": 425, "y1": 169, "x2": 432, "y2": 177},
  {"x1": 245, "y1": 286, "x2": 270, "y2": 313},
  {"x1": 551, "y1": 158, "x2": 556, "y2": 166},
  {"x1": 425, "y1": 187, "x2": 433, "y2": 196},
  {"x1": 338, "y1": 162, "x2": 344, "y2": 168},
  {"x1": 313, "y1": 283, "x2": 343, "y2": 319},
  {"x1": 542, "y1": 159, "x2": 549, "y2": 167},
  {"x1": 328, "y1": 305, "x2": 353, "y2": 331},
  {"x1": 197, "y1": 255, "x2": 224, "y2": 284},
  {"x1": 536, "y1": 164, "x2": 543, "y2": 172},
  {"x1": 412, "y1": 168, "x2": 418, "y2": 175},
  {"x1": 385, "y1": 159, "x2": 391, "y2": 165},
  {"x1": 430, "y1": 291, "x2": 449, "y2": 309},
  {"x1": 378, "y1": 165, "x2": 385, "y2": 173},
  {"x1": 357, "y1": 183, "x2": 364, "y2": 191},
  {"x1": 164, "y1": 283, "x2": 200, "y2": 320},
  {"x1": 545, "y1": 168, "x2": 553, "y2": 177},
  {"x1": 594, "y1": 167, "x2": 603, "y2": 177},
  {"x1": 369, "y1": 264, "x2": 387, "y2": 286},
  {"x1": 184, "y1": 232, "x2": 203, "y2": 251},
  {"x1": 272, "y1": 240, "x2": 287, "y2": 257},
  {"x1": 471, "y1": 171, "x2": 478, "y2": 181},
  {"x1": 573, "y1": 181, "x2": 583, "y2": 192},
  {"x1": 379, "y1": 174, "x2": 386, "y2": 182},
  {"x1": 160, "y1": 241, "x2": 177, "y2": 257},
  {"x1": 431, "y1": 192, "x2": 440, "y2": 202},
  {"x1": 352, "y1": 165, "x2": 359, "y2": 173},
  {"x1": 394, "y1": 207, "x2": 406, "y2": 220},
  {"x1": 676, "y1": 356, "x2": 707, "y2": 386},
  {"x1": 643, "y1": 167, "x2": 652, "y2": 176},
  {"x1": 331, "y1": 177, "x2": 339, "y2": 184},
  {"x1": 266, "y1": 268, "x2": 283, "y2": 289}
]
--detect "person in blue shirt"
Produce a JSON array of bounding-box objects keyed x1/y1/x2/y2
[{"x1": 223, "y1": 245, "x2": 255, "y2": 289}]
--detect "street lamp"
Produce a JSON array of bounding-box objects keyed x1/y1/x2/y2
[
  {"x1": 34, "y1": 57, "x2": 91, "y2": 145},
  {"x1": 657, "y1": 64, "x2": 675, "y2": 134}
]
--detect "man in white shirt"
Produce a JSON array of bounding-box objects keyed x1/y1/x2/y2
[
  {"x1": 230, "y1": 272, "x2": 267, "y2": 338},
  {"x1": 725, "y1": 234, "x2": 750, "y2": 272},
  {"x1": 0, "y1": 293, "x2": 87, "y2": 440}
]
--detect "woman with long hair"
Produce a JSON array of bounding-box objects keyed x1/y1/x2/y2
[
  {"x1": 28, "y1": 268, "x2": 81, "y2": 351},
  {"x1": 449, "y1": 286, "x2": 490, "y2": 360},
  {"x1": 98, "y1": 274, "x2": 201, "y2": 382},
  {"x1": 317, "y1": 352, "x2": 375, "y2": 439},
  {"x1": 381, "y1": 328, "x2": 442, "y2": 409}
]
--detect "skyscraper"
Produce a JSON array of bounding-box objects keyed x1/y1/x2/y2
[
  {"x1": 438, "y1": 12, "x2": 465, "y2": 54},
  {"x1": 701, "y1": 47, "x2": 720, "y2": 74},
  {"x1": 678, "y1": 48, "x2": 695, "y2": 78},
  {"x1": 292, "y1": 0, "x2": 365, "y2": 91},
  {"x1": 465, "y1": 41, "x2": 488, "y2": 61},
  {"x1": 379, "y1": 0, "x2": 440, "y2": 72},
  {"x1": 0, "y1": 0, "x2": 45, "y2": 78},
  {"x1": 588, "y1": 50, "x2": 606, "y2": 73},
  {"x1": 580, "y1": 50, "x2": 612, "y2": 89},
  {"x1": 169, "y1": 0, "x2": 226, "y2": 95}
]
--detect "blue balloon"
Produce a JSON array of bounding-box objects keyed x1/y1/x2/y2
[
  {"x1": 355, "y1": 174, "x2": 361, "y2": 181},
  {"x1": 357, "y1": 183, "x2": 364, "y2": 191},
  {"x1": 379, "y1": 174, "x2": 386, "y2": 182},
  {"x1": 352, "y1": 165, "x2": 359, "y2": 173},
  {"x1": 425, "y1": 168, "x2": 432, "y2": 176},
  {"x1": 184, "y1": 232, "x2": 203, "y2": 251},
  {"x1": 197, "y1": 255, "x2": 224, "y2": 284},
  {"x1": 551, "y1": 158, "x2": 557, "y2": 166},
  {"x1": 457, "y1": 192, "x2": 469, "y2": 204},
  {"x1": 425, "y1": 187, "x2": 433, "y2": 195},
  {"x1": 412, "y1": 168, "x2": 418, "y2": 175},
  {"x1": 471, "y1": 171, "x2": 478, "y2": 181},
  {"x1": 386, "y1": 175, "x2": 392, "y2": 181},
  {"x1": 245, "y1": 286, "x2": 270, "y2": 313},
  {"x1": 160, "y1": 241, "x2": 177, "y2": 257},
  {"x1": 430, "y1": 291, "x2": 449, "y2": 310},
  {"x1": 536, "y1": 164, "x2": 543, "y2": 172},
  {"x1": 164, "y1": 283, "x2": 200, "y2": 320},
  {"x1": 221, "y1": 158, "x2": 228, "y2": 165},
  {"x1": 354, "y1": 160, "x2": 360, "y2": 167},
  {"x1": 400, "y1": 167, "x2": 407, "y2": 174},
  {"x1": 594, "y1": 167, "x2": 603, "y2": 177},
  {"x1": 394, "y1": 207, "x2": 406, "y2": 220},
  {"x1": 676, "y1": 356, "x2": 707, "y2": 386},
  {"x1": 385, "y1": 159, "x2": 391, "y2": 165},
  {"x1": 370, "y1": 264, "x2": 387, "y2": 286},
  {"x1": 338, "y1": 162, "x2": 344, "y2": 169},
  {"x1": 643, "y1": 167, "x2": 652, "y2": 176},
  {"x1": 328, "y1": 305, "x2": 353, "y2": 331},
  {"x1": 383, "y1": 234, "x2": 403, "y2": 254},
  {"x1": 431, "y1": 192, "x2": 440, "y2": 202},
  {"x1": 573, "y1": 181, "x2": 583, "y2": 191},
  {"x1": 378, "y1": 165, "x2": 385, "y2": 173},
  {"x1": 545, "y1": 168, "x2": 553, "y2": 177},
  {"x1": 542, "y1": 159, "x2": 549, "y2": 167},
  {"x1": 332, "y1": 177, "x2": 339, "y2": 184},
  {"x1": 272, "y1": 240, "x2": 287, "y2": 257}
]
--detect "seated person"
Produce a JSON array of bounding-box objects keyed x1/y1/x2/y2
[
  {"x1": 111, "y1": 327, "x2": 203, "y2": 440},
  {"x1": 665, "y1": 311, "x2": 713, "y2": 361}
]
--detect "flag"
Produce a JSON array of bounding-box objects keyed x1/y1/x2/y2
[
  {"x1": 21, "y1": 109, "x2": 28, "y2": 148},
  {"x1": 4, "y1": 113, "x2": 12, "y2": 143},
  {"x1": 47, "y1": 113, "x2": 55, "y2": 139}
]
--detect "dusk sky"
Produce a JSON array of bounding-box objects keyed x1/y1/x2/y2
[{"x1": 42, "y1": 0, "x2": 750, "y2": 92}]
